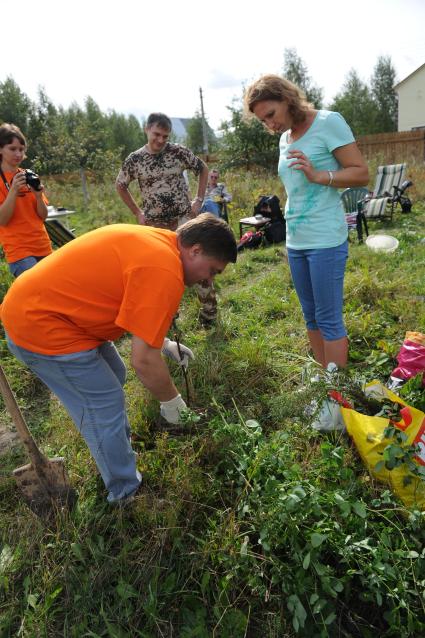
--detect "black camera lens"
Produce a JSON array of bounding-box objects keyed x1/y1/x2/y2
[{"x1": 24, "y1": 169, "x2": 42, "y2": 191}]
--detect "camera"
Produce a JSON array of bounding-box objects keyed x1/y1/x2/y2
[{"x1": 23, "y1": 169, "x2": 42, "y2": 191}]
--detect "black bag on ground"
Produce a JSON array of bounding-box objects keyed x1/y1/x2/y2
[
  {"x1": 254, "y1": 195, "x2": 284, "y2": 222},
  {"x1": 400, "y1": 196, "x2": 412, "y2": 213},
  {"x1": 254, "y1": 195, "x2": 286, "y2": 243},
  {"x1": 264, "y1": 221, "x2": 285, "y2": 244}
]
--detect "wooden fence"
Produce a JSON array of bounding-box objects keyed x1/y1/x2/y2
[{"x1": 357, "y1": 130, "x2": 425, "y2": 164}]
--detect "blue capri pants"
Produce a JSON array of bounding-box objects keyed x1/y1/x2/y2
[
  {"x1": 287, "y1": 241, "x2": 348, "y2": 341},
  {"x1": 5, "y1": 335, "x2": 142, "y2": 502}
]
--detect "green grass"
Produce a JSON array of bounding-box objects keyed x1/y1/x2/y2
[{"x1": 0, "y1": 168, "x2": 424, "y2": 637}]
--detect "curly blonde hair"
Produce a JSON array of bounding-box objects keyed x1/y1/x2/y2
[{"x1": 244, "y1": 74, "x2": 312, "y2": 126}]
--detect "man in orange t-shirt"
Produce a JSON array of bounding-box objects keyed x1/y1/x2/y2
[{"x1": 1, "y1": 215, "x2": 237, "y2": 503}]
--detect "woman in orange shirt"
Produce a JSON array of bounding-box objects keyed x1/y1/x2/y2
[{"x1": 0, "y1": 123, "x2": 52, "y2": 277}]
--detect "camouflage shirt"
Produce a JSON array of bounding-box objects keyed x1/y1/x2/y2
[{"x1": 116, "y1": 143, "x2": 204, "y2": 225}]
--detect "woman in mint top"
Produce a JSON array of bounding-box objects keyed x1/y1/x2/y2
[{"x1": 245, "y1": 75, "x2": 368, "y2": 368}]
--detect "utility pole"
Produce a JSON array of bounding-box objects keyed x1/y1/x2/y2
[{"x1": 199, "y1": 86, "x2": 209, "y2": 158}]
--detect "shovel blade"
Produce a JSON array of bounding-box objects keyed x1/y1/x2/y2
[{"x1": 13, "y1": 457, "x2": 77, "y2": 517}]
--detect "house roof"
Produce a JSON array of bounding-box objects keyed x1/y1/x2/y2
[{"x1": 394, "y1": 62, "x2": 425, "y2": 90}]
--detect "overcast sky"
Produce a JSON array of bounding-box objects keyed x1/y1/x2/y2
[{"x1": 3, "y1": 0, "x2": 425, "y2": 131}]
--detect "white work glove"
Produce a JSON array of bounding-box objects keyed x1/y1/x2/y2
[
  {"x1": 311, "y1": 399, "x2": 345, "y2": 432},
  {"x1": 160, "y1": 394, "x2": 187, "y2": 424},
  {"x1": 162, "y1": 337, "x2": 194, "y2": 370}
]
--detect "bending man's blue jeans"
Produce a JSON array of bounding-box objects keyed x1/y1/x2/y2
[
  {"x1": 6, "y1": 335, "x2": 142, "y2": 502},
  {"x1": 287, "y1": 241, "x2": 348, "y2": 341}
]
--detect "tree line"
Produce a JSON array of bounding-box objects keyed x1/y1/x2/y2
[
  {"x1": 0, "y1": 49, "x2": 398, "y2": 174},
  {"x1": 0, "y1": 79, "x2": 146, "y2": 175}
]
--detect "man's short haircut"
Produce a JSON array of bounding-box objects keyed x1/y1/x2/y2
[
  {"x1": 146, "y1": 113, "x2": 172, "y2": 131},
  {"x1": 177, "y1": 213, "x2": 237, "y2": 263}
]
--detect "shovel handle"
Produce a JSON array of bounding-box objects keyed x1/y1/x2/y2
[{"x1": 0, "y1": 363, "x2": 47, "y2": 467}]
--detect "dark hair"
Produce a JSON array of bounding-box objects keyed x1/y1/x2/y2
[
  {"x1": 0, "y1": 123, "x2": 27, "y2": 149},
  {"x1": 146, "y1": 113, "x2": 172, "y2": 131},
  {"x1": 244, "y1": 74, "x2": 312, "y2": 126},
  {"x1": 177, "y1": 213, "x2": 237, "y2": 263}
]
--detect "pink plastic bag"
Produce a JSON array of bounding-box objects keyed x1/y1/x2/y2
[{"x1": 391, "y1": 335, "x2": 425, "y2": 387}]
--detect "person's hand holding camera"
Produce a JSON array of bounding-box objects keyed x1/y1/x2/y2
[
  {"x1": 30, "y1": 178, "x2": 45, "y2": 197},
  {"x1": 12, "y1": 169, "x2": 44, "y2": 196},
  {"x1": 10, "y1": 171, "x2": 27, "y2": 196},
  {"x1": 23, "y1": 169, "x2": 43, "y2": 192},
  {"x1": 32, "y1": 185, "x2": 45, "y2": 199}
]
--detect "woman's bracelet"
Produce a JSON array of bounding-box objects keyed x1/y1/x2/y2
[{"x1": 327, "y1": 170, "x2": 334, "y2": 186}]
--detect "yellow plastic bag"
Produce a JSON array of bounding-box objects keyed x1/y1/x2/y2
[{"x1": 341, "y1": 381, "x2": 425, "y2": 510}]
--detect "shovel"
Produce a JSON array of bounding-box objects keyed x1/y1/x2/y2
[{"x1": 0, "y1": 363, "x2": 77, "y2": 517}]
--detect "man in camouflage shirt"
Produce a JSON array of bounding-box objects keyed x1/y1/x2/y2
[{"x1": 116, "y1": 113, "x2": 217, "y2": 325}]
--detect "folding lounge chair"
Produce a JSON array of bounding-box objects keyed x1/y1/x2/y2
[
  {"x1": 341, "y1": 187, "x2": 369, "y2": 243},
  {"x1": 360, "y1": 163, "x2": 410, "y2": 223},
  {"x1": 45, "y1": 219, "x2": 76, "y2": 247}
]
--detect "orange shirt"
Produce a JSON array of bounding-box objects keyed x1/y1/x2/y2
[
  {"x1": 0, "y1": 170, "x2": 52, "y2": 263},
  {"x1": 1, "y1": 224, "x2": 184, "y2": 354}
]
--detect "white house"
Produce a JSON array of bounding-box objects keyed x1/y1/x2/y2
[{"x1": 394, "y1": 63, "x2": 425, "y2": 131}]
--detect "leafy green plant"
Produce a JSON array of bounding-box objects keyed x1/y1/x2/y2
[
  {"x1": 374, "y1": 422, "x2": 425, "y2": 486},
  {"x1": 399, "y1": 373, "x2": 425, "y2": 412}
]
